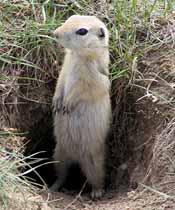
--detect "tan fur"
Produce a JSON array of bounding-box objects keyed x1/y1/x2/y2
[{"x1": 50, "y1": 15, "x2": 111, "y2": 199}]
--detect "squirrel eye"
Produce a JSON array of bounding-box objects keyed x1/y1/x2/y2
[{"x1": 76, "y1": 28, "x2": 88, "y2": 35}]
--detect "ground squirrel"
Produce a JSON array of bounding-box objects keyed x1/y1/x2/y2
[{"x1": 50, "y1": 15, "x2": 111, "y2": 199}]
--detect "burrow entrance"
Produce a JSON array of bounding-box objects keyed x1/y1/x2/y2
[
  {"x1": 23, "y1": 78, "x2": 137, "y2": 194},
  {"x1": 10, "y1": 45, "x2": 175, "y2": 198}
]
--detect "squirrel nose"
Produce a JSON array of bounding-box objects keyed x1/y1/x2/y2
[{"x1": 53, "y1": 31, "x2": 59, "y2": 39}]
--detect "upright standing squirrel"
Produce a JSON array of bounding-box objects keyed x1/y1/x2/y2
[{"x1": 50, "y1": 15, "x2": 111, "y2": 199}]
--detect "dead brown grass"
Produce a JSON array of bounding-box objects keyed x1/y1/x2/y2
[{"x1": 145, "y1": 118, "x2": 175, "y2": 195}]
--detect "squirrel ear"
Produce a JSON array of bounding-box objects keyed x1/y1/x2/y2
[{"x1": 98, "y1": 28, "x2": 105, "y2": 38}]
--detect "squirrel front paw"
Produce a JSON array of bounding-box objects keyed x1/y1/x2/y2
[
  {"x1": 52, "y1": 95, "x2": 63, "y2": 113},
  {"x1": 62, "y1": 102, "x2": 74, "y2": 114},
  {"x1": 52, "y1": 97, "x2": 74, "y2": 114}
]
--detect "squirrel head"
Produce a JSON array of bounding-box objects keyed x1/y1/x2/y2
[{"x1": 54, "y1": 15, "x2": 109, "y2": 56}]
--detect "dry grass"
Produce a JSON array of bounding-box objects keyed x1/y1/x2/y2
[
  {"x1": 0, "y1": 136, "x2": 37, "y2": 210},
  {"x1": 144, "y1": 118, "x2": 175, "y2": 196}
]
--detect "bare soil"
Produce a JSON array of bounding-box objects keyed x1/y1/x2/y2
[{"x1": 25, "y1": 188, "x2": 174, "y2": 210}]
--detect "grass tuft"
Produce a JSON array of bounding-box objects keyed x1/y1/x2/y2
[
  {"x1": 0, "y1": 146, "x2": 35, "y2": 209},
  {"x1": 0, "y1": 132, "x2": 50, "y2": 210}
]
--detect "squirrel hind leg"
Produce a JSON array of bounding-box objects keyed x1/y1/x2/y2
[
  {"x1": 49, "y1": 161, "x2": 69, "y2": 192},
  {"x1": 80, "y1": 151, "x2": 105, "y2": 199},
  {"x1": 49, "y1": 146, "x2": 71, "y2": 192}
]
